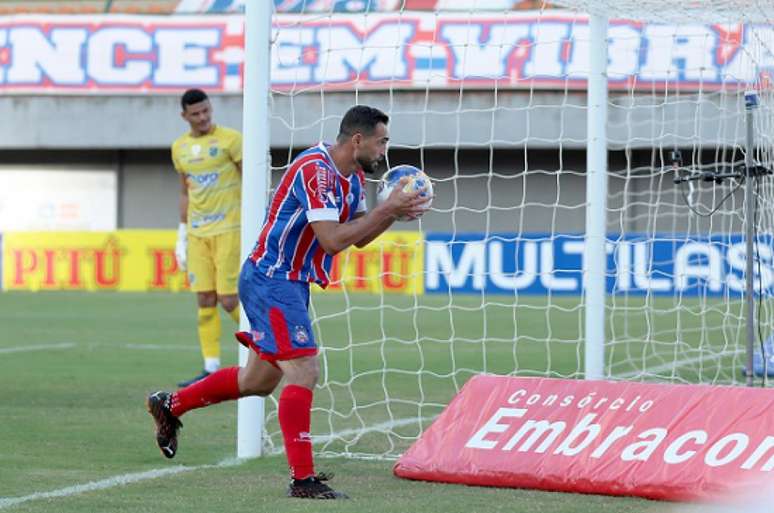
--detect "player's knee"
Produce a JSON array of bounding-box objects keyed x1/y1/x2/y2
[
  {"x1": 246, "y1": 377, "x2": 279, "y2": 396},
  {"x1": 218, "y1": 294, "x2": 239, "y2": 312},
  {"x1": 197, "y1": 291, "x2": 217, "y2": 307},
  {"x1": 283, "y1": 358, "x2": 319, "y2": 389},
  {"x1": 238, "y1": 366, "x2": 280, "y2": 396}
]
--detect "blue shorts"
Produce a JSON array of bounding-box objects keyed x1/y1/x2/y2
[{"x1": 238, "y1": 260, "x2": 318, "y2": 362}]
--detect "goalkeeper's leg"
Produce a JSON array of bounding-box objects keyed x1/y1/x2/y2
[{"x1": 183, "y1": 234, "x2": 221, "y2": 386}]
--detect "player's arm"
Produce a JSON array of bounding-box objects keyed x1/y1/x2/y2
[
  {"x1": 178, "y1": 173, "x2": 189, "y2": 223},
  {"x1": 352, "y1": 211, "x2": 391, "y2": 248},
  {"x1": 311, "y1": 180, "x2": 424, "y2": 255},
  {"x1": 230, "y1": 130, "x2": 243, "y2": 176}
]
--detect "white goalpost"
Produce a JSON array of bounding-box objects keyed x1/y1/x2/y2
[
  {"x1": 237, "y1": 0, "x2": 271, "y2": 458},
  {"x1": 239, "y1": 1, "x2": 774, "y2": 460}
]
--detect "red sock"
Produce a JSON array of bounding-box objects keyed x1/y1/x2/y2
[
  {"x1": 279, "y1": 385, "x2": 315, "y2": 480},
  {"x1": 170, "y1": 366, "x2": 240, "y2": 417}
]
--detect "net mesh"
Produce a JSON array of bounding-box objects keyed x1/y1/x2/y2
[{"x1": 258, "y1": 1, "x2": 774, "y2": 459}]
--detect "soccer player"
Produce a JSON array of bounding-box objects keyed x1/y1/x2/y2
[
  {"x1": 172, "y1": 89, "x2": 243, "y2": 387},
  {"x1": 147, "y1": 105, "x2": 428, "y2": 499}
]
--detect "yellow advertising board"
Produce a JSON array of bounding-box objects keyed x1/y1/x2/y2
[
  {"x1": 1, "y1": 230, "x2": 424, "y2": 294},
  {"x1": 324, "y1": 231, "x2": 424, "y2": 295},
  {"x1": 2, "y1": 231, "x2": 188, "y2": 292}
]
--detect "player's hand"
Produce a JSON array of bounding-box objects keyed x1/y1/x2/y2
[
  {"x1": 384, "y1": 177, "x2": 431, "y2": 219},
  {"x1": 175, "y1": 222, "x2": 188, "y2": 271}
]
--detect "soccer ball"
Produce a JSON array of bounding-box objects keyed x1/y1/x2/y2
[{"x1": 376, "y1": 165, "x2": 433, "y2": 221}]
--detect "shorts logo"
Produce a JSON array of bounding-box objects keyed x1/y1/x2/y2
[
  {"x1": 188, "y1": 272, "x2": 195, "y2": 284},
  {"x1": 251, "y1": 330, "x2": 265, "y2": 342},
  {"x1": 294, "y1": 325, "x2": 309, "y2": 344}
]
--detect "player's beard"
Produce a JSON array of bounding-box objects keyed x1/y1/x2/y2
[{"x1": 358, "y1": 155, "x2": 385, "y2": 175}]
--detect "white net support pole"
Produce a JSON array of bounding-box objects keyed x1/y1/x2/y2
[
  {"x1": 744, "y1": 90, "x2": 758, "y2": 387},
  {"x1": 237, "y1": 0, "x2": 272, "y2": 459},
  {"x1": 583, "y1": 12, "x2": 608, "y2": 380}
]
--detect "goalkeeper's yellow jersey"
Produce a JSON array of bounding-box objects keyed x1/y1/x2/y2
[{"x1": 172, "y1": 125, "x2": 242, "y2": 237}]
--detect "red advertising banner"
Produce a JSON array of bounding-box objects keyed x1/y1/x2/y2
[{"x1": 394, "y1": 375, "x2": 774, "y2": 501}]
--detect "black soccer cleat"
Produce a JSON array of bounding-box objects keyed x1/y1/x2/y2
[
  {"x1": 287, "y1": 475, "x2": 349, "y2": 500},
  {"x1": 177, "y1": 369, "x2": 211, "y2": 388},
  {"x1": 146, "y1": 391, "x2": 183, "y2": 459}
]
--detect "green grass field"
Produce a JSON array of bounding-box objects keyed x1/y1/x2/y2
[{"x1": 0, "y1": 291, "x2": 745, "y2": 512}]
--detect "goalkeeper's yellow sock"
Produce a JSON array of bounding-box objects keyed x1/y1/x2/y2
[
  {"x1": 227, "y1": 306, "x2": 239, "y2": 324},
  {"x1": 197, "y1": 307, "x2": 221, "y2": 372}
]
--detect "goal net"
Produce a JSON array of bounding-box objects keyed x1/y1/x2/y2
[{"x1": 258, "y1": 0, "x2": 774, "y2": 459}]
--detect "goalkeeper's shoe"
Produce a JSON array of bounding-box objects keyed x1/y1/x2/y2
[
  {"x1": 146, "y1": 391, "x2": 183, "y2": 459},
  {"x1": 287, "y1": 475, "x2": 349, "y2": 500},
  {"x1": 177, "y1": 369, "x2": 211, "y2": 388}
]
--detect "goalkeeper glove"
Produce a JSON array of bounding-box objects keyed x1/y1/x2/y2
[{"x1": 175, "y1": 222, "x2": 188, "y2": 271}]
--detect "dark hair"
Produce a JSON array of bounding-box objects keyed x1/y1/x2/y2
[
  {"x1": 181, "y1": 89, "x2": 209, "y2": 110},
  {"x1": 337, "y1": 105, "x2": 389, "y2": 141}
]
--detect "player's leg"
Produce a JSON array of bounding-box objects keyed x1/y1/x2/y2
[
  {"x1": 238, "y1": 260, "x2": 346, "y2": 498},
  {"x1": 184, "y1": 234, "x2": 221, "y2": 386},
  {"x1": 214, "y1": 230, "x2": 241, "y2": 323},
  {"x1": 146, "y1": 349, "x2": 281, "y2": 460},
  {"x1": 276, "y1": 357, "x2": 346, "y2": 499}
]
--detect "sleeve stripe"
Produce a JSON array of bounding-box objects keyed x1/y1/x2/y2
[{"x1": 306, "y1": 208, "x2": 339, "y2": 222}]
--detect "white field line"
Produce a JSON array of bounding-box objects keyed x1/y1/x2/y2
[
  {"x1": 0, "y1": 416, "x2": 435, "y2": 509},
  {"x1": 0, "y1": 458, "x2": 242, "y2": 510},
  {"x1": 0, "y1": 343, "x2": 200, "y2": 353},
  {"x1": 123, "y1": 343, "x2": 199, "y2": 351},
  {"x1": 613, "y1": 349, "x2": 742, "y2": 380},
  {"x1": 0, "y1": 343, "x2": 75, "y2": 354},
  {"x1": 310, "y1": 415, "x2": 437, "y2": 444}
]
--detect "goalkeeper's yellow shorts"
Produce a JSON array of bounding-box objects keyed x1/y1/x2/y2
[{"x1": 187, "y1": 230, "x2": 241, "y2": 295}]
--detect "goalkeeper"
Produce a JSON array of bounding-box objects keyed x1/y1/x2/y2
[
  {"x1": 147, "y1": 105, "x2": 428, "y2": 499},
  {"x1": 172, "y1": 89, "x2": 243, "y2": 387}
]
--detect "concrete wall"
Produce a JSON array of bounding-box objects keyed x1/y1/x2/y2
[
  {"x1": 0, "y1": 145, "x2": 748, "y2": 235},
  {"x1": 0, "y1": 89, "x2": 752, "y2": 235}
]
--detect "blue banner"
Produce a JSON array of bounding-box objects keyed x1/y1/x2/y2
[{"x1": 424, "y1": 233, "x2": 774, "y2": 296}]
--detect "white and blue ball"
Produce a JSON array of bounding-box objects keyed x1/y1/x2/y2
[{"x1": 376, "y1": 165, "x2": 433, "y2": 221}]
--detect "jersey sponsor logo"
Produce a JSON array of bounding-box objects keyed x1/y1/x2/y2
[
  {"x1": 190, "y1": 212, "x2": 225, "y2": 228},
  {"x1": 306, "y1": 164, "x2": 334, "y2": 204},
  {"x1": 189, "y1": 172, "x2": 219, "y2": 188},
  {"x1": 315, "y1": 165, "x2": 331, "y2": 203}
]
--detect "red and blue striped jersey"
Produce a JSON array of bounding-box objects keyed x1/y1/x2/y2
[{"x1": 248, "y1": 143, "x2": 368, "y2": 287}]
